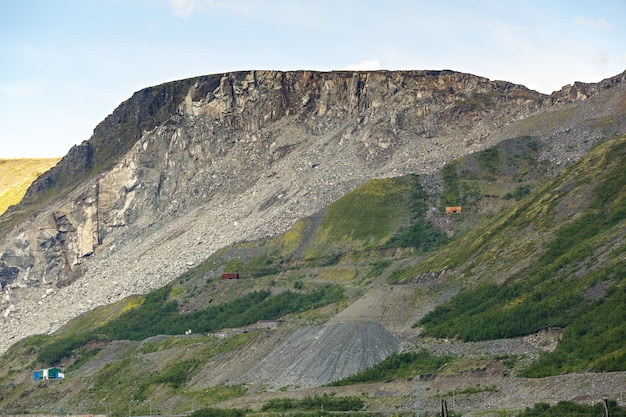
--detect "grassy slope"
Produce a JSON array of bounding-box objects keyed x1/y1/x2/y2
[
  {"x1": 0, "y1": 158, "x2": 60, "y2": 216},
  {"x1": 178, "y1": 176, "x2": 422, "y2": 286},
  {"x1": 416, "y1": 135, "x2": 626, "y2": 374}
]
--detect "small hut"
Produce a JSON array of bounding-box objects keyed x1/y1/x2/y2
[
  {"x1": 221, "y1": 273, "x2": 239, "y2": 280},
  {"x1": 33, "y1": 367, "x2": 64, "y2": 381}
]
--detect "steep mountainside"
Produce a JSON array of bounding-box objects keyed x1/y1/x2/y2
[{"x1": 0, "y1": 69, "x2": 625, "y2": 359}]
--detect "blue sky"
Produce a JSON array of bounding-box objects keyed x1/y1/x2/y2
[{"x1": 1, "y1": 0, "x2": 625, "y2": 158}]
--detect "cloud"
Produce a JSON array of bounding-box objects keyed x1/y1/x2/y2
[
  {"x1": 170, "y1": 0, "x2": 255, "y2": 18},
  {"x1": 170, "y1": 0, "x2": 201, "y2": 18},
  {"x1": 574, "y1": 16, "x2": 612, "y2": 31},
  {"x1": 344, "y1": 60, "x2": 382, "y2": 71}
]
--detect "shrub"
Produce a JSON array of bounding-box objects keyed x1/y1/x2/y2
[
  {"x1": 190, "y1": 408, "x2": 246, "y2": 417},
  {"x1": 326, "y1": 350, "x2": 451, "y2": 386},
  {"x1": 37, "y1": 285, "x2": 344, "y2": 365},
  {"x1": 517, "y1": 400, "x2": 626, "y2": 417},
  {"x1": 261, "y1": 394, "x2": 364, "y2": 411}
]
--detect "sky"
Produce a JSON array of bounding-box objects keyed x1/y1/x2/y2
[{"x1": 1, "y1": 0, "x2": 625, "y2": 158}]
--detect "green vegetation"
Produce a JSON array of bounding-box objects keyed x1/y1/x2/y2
[
  {"x1": 326, "y1": 350, "x2": 452, "y2": 386},
  {"x1": 222, "y1": 249, "x2": 285, "y2": 278},
  {"x1": 66, "y1": 347, "x2": 101, "y2": 372},
  {"x1": 477, "y1": 146, "x2": 501, "y2": 176},
  {"x1": 418, "y1": 135, "x2": 626, "y2": 375},
  {"x1": 504, "y1": 184, "x2": 531, "y2": 200},
  {"x1": 521, "y1": 278, "x2": 626, "y2": 376},
  {"x1": 191, "y1": 409, "x2": 382, "y2": 417},
  {"x1": 439, "y1": 136, "x2": 544, "y2": 213},
  {"x1": 388, "y1": 175, "x2": 449, "y2": 251},
  {"x1": 197, "y1": 174, "x2": 446, "y2": 282},
  {"x1": 135, "y1": 359, "x2": 200, "y2": 399},
  {"x1": 306, "y1": 176, "x2": 416, "y2": 257},
  {"x1": 517, "y1": 401, "x2": 626, "y2": 417},
  {"x1": 148, "y1": 359, "x2": 199, "y2": 388},
  {"x1": 190, "y1": 409, "x2": 246, "y2": 417},
  {"x1": 91, "y1": 357, "x2": 137, "y2": 399},
  {"x1": 197, "y1": 384, "x2": 249, "y2": 404},
  {"x1": 441, "y1": 161, "x2": 461, "y2": 207},
  {"x1": 261, "y1": 394, "x2": 364, "y2": 412},
  {"x1": 85, "y1": 337, "x2": 252, "y2": 411},
  {"x1": 420, "y1": 277, "x2": 576, "y2": 341},
  {"x1": 419, "y1": 240, "x2": 625, "y2": 374},
  {"x1": 437, "y1": 385, "x2": 498, "y2": 398},
  {"x1": 366, "y1": 260, "x2": 392, "y2": 278},
  {"x1": 36, "y1": 284, "x2": 344, "y2": 365},
  {"x1": 36, "y1": 332, "x2": 97, "y2": 365}
]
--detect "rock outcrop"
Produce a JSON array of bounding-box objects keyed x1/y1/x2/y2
[{"x1": 1, "y1": 69, "x2": 624, "y2": 354}]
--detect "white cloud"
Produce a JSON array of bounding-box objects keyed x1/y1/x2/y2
[
  {"x1": 344, "y1": 60, "x2": 382, "y2": 71},
  {"x1": 170, "y1": 0, "x2": 201, "y2": 18},
  {"x1": 170, "y1": 0, "x2": 255, "y2": 18},
  {"x1": 574, "y1": 16, "x2": 612, "y2": 31}
]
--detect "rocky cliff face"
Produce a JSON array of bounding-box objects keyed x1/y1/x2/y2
[{"x1": 1, "y1": 69, "x2": 624, "y2": 354}]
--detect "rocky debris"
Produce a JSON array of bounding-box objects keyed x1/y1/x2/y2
[
  {"x1": 236, "y1": 322, "x2": 404, "y2": 390},
  {"x1": 417, "y1": 334, "x2": 550, "y2": 363},
  {"x1": 0, "y1": 69, "x2": 625, "y2": 355},
  {"x1": 213, "y1": 372, "x2": 626, "y2": 413}
]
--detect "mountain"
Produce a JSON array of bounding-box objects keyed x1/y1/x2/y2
[
  {"x1": 0, "y1": 158, "x2": 60, "y2": 216},
  {"x1": 0, "y1": 69, "x2": 625, "y2": 415}
]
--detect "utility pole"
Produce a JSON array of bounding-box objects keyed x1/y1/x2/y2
[
  {"x1": 603, "y1": 398, "x2": 610, "y2": 417},
  {"x1": 452, "y1": 389, "x2": 455, "y2": 409},
  {"x1": 441, "y1": 399, "x2": 448, "y2": 417}
]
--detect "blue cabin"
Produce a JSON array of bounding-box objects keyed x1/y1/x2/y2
[{"x1": 33, "y1": 367, "x2": 64, "y2": 381}]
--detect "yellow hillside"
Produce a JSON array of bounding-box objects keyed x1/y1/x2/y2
[{"x1": 0, "y1": 158, "x2": 60, "y2": 216}]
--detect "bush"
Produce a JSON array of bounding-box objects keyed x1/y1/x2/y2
[
  {"x1": 261, "y1": 394, "x2": 364, "y2": 411},
  {"x1": 504, "y1": 185, "x2": 531, "y2": 200},
  {"x1": 36, "y1": 332, "x2": 101, "y2": 365},
  {"x1": 190, "y1": 408, "x2": 246, "y2": 417},
  {"x1": 517, "y1": 400, "x2": 626, "y2": 417},
  {"x1": 389, "y1": 175, "x2": 448, "y2": 252},
  {"x1": 37, "y1": 285, "x2": 344, "y2": 365},
  {"x1": 327, "y1": 350, "x2": 451, "y2": 386}
]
